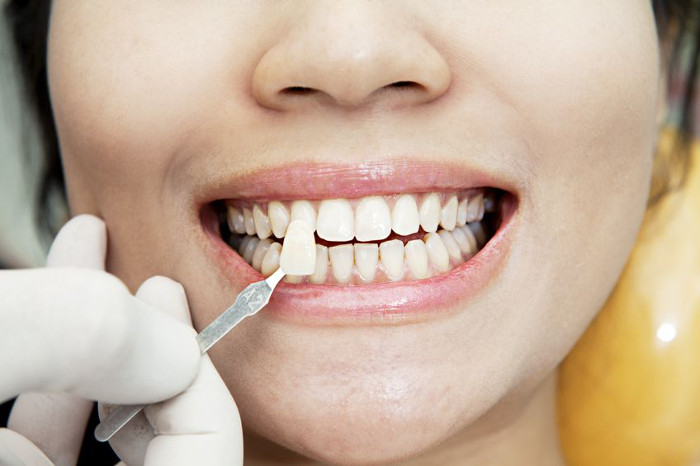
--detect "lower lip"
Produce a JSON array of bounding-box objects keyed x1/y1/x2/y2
[{"x1": 202, "y1": 196, "x2": 517, "y2": 326}]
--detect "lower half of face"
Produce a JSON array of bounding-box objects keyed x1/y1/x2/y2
[{"x1": 48, "y1": 0, "x2": 660, "y2": 463}]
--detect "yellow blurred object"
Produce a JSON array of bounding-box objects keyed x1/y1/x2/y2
[{"x1": 558, "y1": 130, "x2": 700, "y2": 466}]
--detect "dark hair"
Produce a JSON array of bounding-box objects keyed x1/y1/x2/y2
[{"x1": 4, "y1": 0, "x2": 700, "y2": 238}]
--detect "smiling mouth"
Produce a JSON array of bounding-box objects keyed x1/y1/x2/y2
[{"x1": 213, "y1": 188, "x2": 509, "y2": 285}]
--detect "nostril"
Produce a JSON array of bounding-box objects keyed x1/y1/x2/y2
[
  {"x1": 387, "y1": 81, "x2": 421, "y2": 89},
  {"x1": 281, "y1": 86, "x2": 317, "y2": 96}
]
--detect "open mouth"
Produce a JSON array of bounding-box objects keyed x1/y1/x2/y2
[{"x1": 212, "y1": 188, "x2": 510, "y2": 285}]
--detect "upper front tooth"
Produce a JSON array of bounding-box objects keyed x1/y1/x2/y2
[
  {"x1": 280, "y1": 220, "x2": 316, "y2": 275},
  {"x1": 329, "y1": 244, "x2": 354, "y2": 284},
  {"x1": 419, "y1": 193, "x2": 440, "y2": 233},
  {"x1": 243, "y1": 208, "x2": 256, "y2": 236},
  {"x1": 424, "y1": 233, "x2": 450, "y2": 273},
  {"x1": 227, "y1": 206, "x2": 246, "y2": 234},
  {"x1": 317, "y1": 199, "x2": 354, "y2": 242},
  {"x1": 354, "y1": 243, "x2": 378, "y2": 282},
  {"x1": 355, "y1": 196, "x2": 391, "y2": 241},
  {"x1": 439, "y1": 195, "x2": 458, "y2": 230},
  {"x1": 253, "y1": 205, "x2": 272, "y2": 239},
  {"x1": 290, "y1": 200, "x2": 317, "y2": 230},
  {"x1": 268, "y1": 201, "x2": 290, "y2": 238},
  {"x1": 391, "y1": 194, "x2": 419, "y2": 236}
]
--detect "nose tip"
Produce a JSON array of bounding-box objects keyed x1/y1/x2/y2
[{"x1": 251, "y1": 6, "x2": 451, "y2": 111}]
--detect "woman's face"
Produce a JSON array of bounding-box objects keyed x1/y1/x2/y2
[{"x1": 48, "y1": 1, "x2": 661, "y2": 463}]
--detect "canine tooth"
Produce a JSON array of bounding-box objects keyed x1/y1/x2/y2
[
  {"x1": 243, "y1": 208, "x2": 256, "y2": 235},
  {"x1": 268, "y1": 201, "x2": 290, "y2": 238},
  {"x1": 466, "y1": 193, "x2": 484, "y2": 222},
  {"x1": 290, "y1": 200, "x2": 317, "y2": 230},
  {"x1": 419, "y1": 193, "x2": 440, "y2": 233},
  {"x1": 253, "y1": 205, "x2": 272, "y2": 239},
  {"x1": 242, "y1": 237, "x2": 260, "y2": 264},
  {"x1": 468, "y1": 222, "x2": 487, "y2": 246},
  {"x1": 355, "y1": 196, "x2": 391, "y2": 241},
  {"x1": 439, "y1": 195, "x2": 458, "y2": 230},
  {"x1": 354, "y1": 243, "x2": 378, "y2": 282},
  {"x1": 379, "y1": 239, "x2": 404, "y2": 281},
  {"x1": 405, "y1": 239, "x2": 430, "y2": 279},
  {"x1": 452, "y1": 227, "x2": 476, "y2": 255},
  {"x1": 329, "y1": 244, "x2": 354, "y2": 284},
  {"x1": 252, "y1": 239, "x2": 273, "y2": 271},
  {"x1": 424, "y1": 233, "x2": 450, "y2": 273},
  {"x1": 310, "y1": 245, "x2": 329, "y2": 284},
  {"x1": 261, "y1": 242, "x2": 282, "y2": 276},
  {"x1": 317, "y1": 199, "x2": 354, "y2": 241},
  {"x1": 391, "y1": 194, "x2": 419, "y2": 236},
  {"x1": 280, "y1": 220, "x2": 316, "y2": 275},
  {"x1": 227, "y1": 206, "x2": 246, "y2": 234},
  {"x1": 456, "y1": 198, "x2": 468, "y2": 227},
  {"x1": 438, "y1": 230, "x2": 462, "y2": 260}
]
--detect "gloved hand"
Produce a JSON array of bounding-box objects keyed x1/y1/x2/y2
[{"x1": 0, "y1": 215, "x2": 243, "y2": 466}]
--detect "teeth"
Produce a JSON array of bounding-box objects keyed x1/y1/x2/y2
[
  {"x1": 439, "y1": 195, "x2": 458, "y2": 230},
  {"x1": 241, "y1": 236, "x2": 260, "y2": 264},
  {"x1": 466, "y1": 193, "x2": 484, "y2": 223},
  {"x1": 310, "y1": 245, "x2": 329, "y2": 284},
  {"x1": 456, "y1": 198, "x2": 468, "y2": 227},
  {"x1": 279, "y1": 220, "x2": 316, "y2": 275},
  {"x1": 227, "y1": 206, "x2": 247, "y2": 234},
  {"x1": 424, "y1": 232, "x2": 450, "y2": 273},
  {"x1": 253, "y1": 205, "x2": 272, "y2": 239},
  {"x1": 419, "y1": 193, "x2": 440, "y2": 233},
  {"x1": 405, "y1": 239, "x2": 430, "y2": 279},
  {"x1": 290, "y1": 200, "x2": 317, "y2": 230},
  {"x1": 261, "y1": 242, "x2": 282, "y2": 276},
  {"x1": 379, "y1": 239, "x2": 404, "y2": 281},
  {"x1": 329, "y1": 244, "x2": 354, "y2": 284},
  {"x1": 391, "y1": 194, "x2": 419, "y2": 236},
  {"x1": 243, "y1": 208, "x2": 256, "y2": 236},
  {"x1": 438, "y1": 230, "x2": 462, "y2": 260},
  {"x1": 317, "y1": 199, "x2": 354, "y2": 241},
  {"x1": 354, "y1": 243, "x2": 379, "y2": 282},
  {"x1": 468, "y1": 222, "x2": 487, "y2": 247},
  {"x1": 252, "y1": 238, "x2": 273, "y2": 270},
  {"x1": 355, "y1": 196, "x2": 391, "y2": 241},
  {"x1": 451, "y1": 227, "x2": 476, "y2": 255},
  {"x1": 268, "y1": 201, "x2": 290, "y2": 238}
]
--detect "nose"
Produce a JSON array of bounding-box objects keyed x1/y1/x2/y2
[{"x1": 252, "y1": 2, "x2": 451, "y2": 111}]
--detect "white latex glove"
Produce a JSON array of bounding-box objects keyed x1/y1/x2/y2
[{"x1": 0, "y1": 215, "x2": 202, "y2": 465}]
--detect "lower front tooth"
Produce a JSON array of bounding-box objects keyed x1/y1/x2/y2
[
  {"x1": 354, "y1": 243, "x2": 378, "y2": 282},
  {"x1": 261, "y1": 242, "x2": 282, "y2": 276},
  {"x1": 252, "y1": 238, "x2": 273, "y2": 271},
  {"x1": 424, "y1": 233, "x2": 450, "y2": 273},
  {"x1": 380, "y1": 239, "x2": 404, "y2": 281},
  {"x1": 329, "y1": 244, "x2": 354, "y2": 284},
  {"x1": 405, "y1": 239, "x2": 430, "y2": 279},
  {"x1": 310, "y1": 245, "x2": 329, "y2": 284},
  {"x1": 242, "y1": 237, "x2": 260, "y2": 264}
]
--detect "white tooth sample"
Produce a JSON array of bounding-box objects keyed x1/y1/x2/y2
[
  {"x1": 253, "y1": 205, "x2": 272, "y2": 239},
  {"x1": 439, "y1": 195, "x2": 458, "y2": 230},
  {"x1": 227, "y1": 206, "x2": 246, "y2": 234},
  {"x1": 268, "y1": 201, "x2": 290, "y2": 238},
  {"x1": 379, "y1": 239, "x2": 404, "y2": 281},
  {"x1": 438, "y1": 230, "x2": 462, "y2": 260},
  {"x1": 242, "y1": 237, "x2": 260, "y2": 264},
  {"x1": 280, "y1": 220, "x2": 316, "y2": 275},
  {"x1": 419, "y1": 193, "x2": 440, "y2": 233},
  {"x1": 310, "y1": 245, "x2": 329, "y2": 284},
  {"x1": 355, "y1": 196, "x2": 391, "y2": 241},
  {"x1": 290, "y1": 200, "x2": 317, "y2": 230},
  {"x1": 252, "y1": 239, "x2": 273, "y2": 271},
  {"x1": 261, "y1": 242, "x2": 282, "y2": 277},
  {"x1": 354, "y1": 243, "x2": 378, "y2": 282},
  {"x1": 466, "y1": 193, "x2": 484, "y2": 222},
  {"x1": 452, "y1": 227, "x2": 476, "y2": 255},
  {"x1": 243, "y1": 208, "x2": 256, "y2": 236},
  {"x1": 424, "y1": 233, "x2": 450, "y2": 273},
  {"x1": 317, "y1": 199, "x2": 354, "y2": 241},
  {"x1": 468, "y1": 222, "x2": 487, "y2": 246},
  {"x1": 391, "y1": 194, "x2": 419, "y2": 235},
  {"x1": 329, "y1": 244, "x2": 354, "y2": 284},
  {"x1": 456, "y1": 198, "x2": 468, "y2": 227},
  {"x1": 405, "y1": 239, "x2": 430, "y2": 279}
]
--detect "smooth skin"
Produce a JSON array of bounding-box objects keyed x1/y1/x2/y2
[{"x1": 24, "y1": 0, "x2": 668, "y2": 464}]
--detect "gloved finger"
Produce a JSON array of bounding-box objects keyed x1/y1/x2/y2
[
  {"x1": 9, "y1": 215, "x2": 107, "y2": 466},
  {"x1": 0, "y1": 428, "x2": 53, "y2": 466},
  {"x1": 110, "y1": 276, "x2": 243, "y2": 466}
]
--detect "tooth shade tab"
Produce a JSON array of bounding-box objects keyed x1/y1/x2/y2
[
  {"x1": 290, "y1": 200, "x2": 317, "y2": 230},
  {"x1": 280, "y1": 220, "x2": 316, "y2": 275}
]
